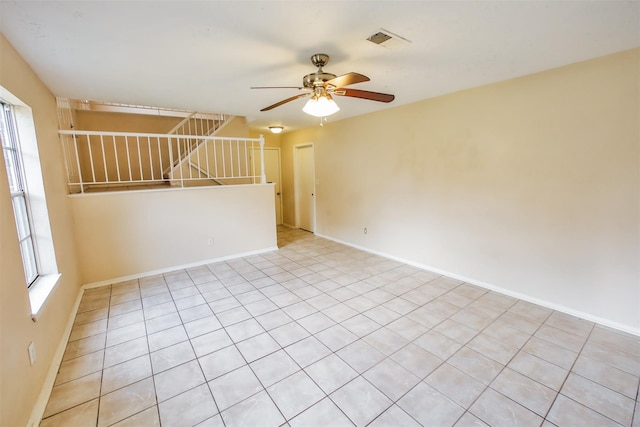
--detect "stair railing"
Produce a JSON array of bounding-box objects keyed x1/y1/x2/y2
[
  {"x1": 59, "y1": 130, "x2": 264, "y2": 193},
  {"x1": 163, "y1": 113, "x2": 232, "y2": 178}
]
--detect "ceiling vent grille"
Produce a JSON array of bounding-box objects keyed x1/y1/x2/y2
[
  {"x1": 366, "y1": 29, "x2": 411, "y2": 50},
  {"x1": 367, "y1": 32, "x2": 392, "y2": 45}
]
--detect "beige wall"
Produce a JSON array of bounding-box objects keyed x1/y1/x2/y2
[
  {"x1": 70, "y1": 185, "x2": 277, "y2": 284},
  {"x1": 249, "y1": 130, "x2": 282, "y2": 148},
  {"x1": 75, "y1": 110, "x2": 182, "y2": 133},
  {"x1": 0, "y1": 34, "x2": 83, "y2": 426},
  {"x1": 281, "y1": 49, "x2": 640, "y2": 331}
]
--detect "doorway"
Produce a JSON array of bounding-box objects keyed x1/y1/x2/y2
[
  {"x1": 252, "y1": 147, "x2": 283, "y2": 225},
  {"x1": 294, "y1": 143, "x2": 315, "y2": 232}
]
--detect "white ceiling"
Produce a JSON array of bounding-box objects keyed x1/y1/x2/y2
[{"x1": 1, "y1": 1, "x2": 638, "y2": 133}]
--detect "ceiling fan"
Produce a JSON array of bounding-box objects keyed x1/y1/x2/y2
[{"x1": 252, "y1": 53, "x2": 395, "y2": 117}]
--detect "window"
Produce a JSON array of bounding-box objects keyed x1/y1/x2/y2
[
  {"x1": 1, "y1": 102, "x2": 39, "y2": 285},
  {"x1": 0, "y1": 86, "x2": 60, "y2": 319}
]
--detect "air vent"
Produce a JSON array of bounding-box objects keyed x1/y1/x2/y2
[
  {"x1": 366, "y1": 29, "x2": 411, "y2": 50},
  {"x1": 367, "y1": 32, "x2": 392, "y2": 45}
]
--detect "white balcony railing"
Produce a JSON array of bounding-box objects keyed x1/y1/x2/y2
[{"x1": 59, "y1": 130, "x2": 265, "y2": 193}]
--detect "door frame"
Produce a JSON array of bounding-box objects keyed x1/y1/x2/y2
[
  {"x1": 251, "y1": 146, "x2": 283, "y2": 225},
  {"x1": 293, "y1": 143, "x2": 316, "y2": 232}
]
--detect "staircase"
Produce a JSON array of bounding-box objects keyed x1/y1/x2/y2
[
  {"x1": 162, "y1": 112, "x2": 234, "y2": 185},
  {"x1": 56, "y1": 98, "x2": 264, "y2": 193}
]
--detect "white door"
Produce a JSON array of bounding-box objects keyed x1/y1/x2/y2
[
  {"x1": 295, "y1": 144, "x2": 315, "y2": 232},
  {"x1": 252, "y1": 147, "x2": 283, "y2": 225}
]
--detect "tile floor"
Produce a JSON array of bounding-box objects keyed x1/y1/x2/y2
[{"x1": 41, "y1": 226, "x2": 640, "y2": 426}]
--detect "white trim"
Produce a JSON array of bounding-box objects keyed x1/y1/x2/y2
[
  {"x1": 82, "y1": 246, "x2": 279, "y2": 289},
  {"x1": 26, "y1": 285, "x2": 84, "y2": 427},
  {"x1": 293, "y1": 143, "x2": 315, "y2": 232},
  {"x1": 27, "y1": 245, "x2": 279, "y2": 426},
  {"x1": 316, "y1": 232, "x2": 640, "y2": 337},
  {"x1": 29, "y1": 273, "x2": 62, "y2": 321},
  {"x1": 252, "y1": 146, "x2": 283, "y2": 225},
  {"x1": 67, "y1": 182, "x2": 274, "y2": 198}
]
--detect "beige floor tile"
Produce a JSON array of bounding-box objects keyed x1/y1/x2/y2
[
  {"x1": 62, "y1": 332, "x2": 106, "y2": 361},
  {"x1": 289, "y1": 398, "x2": 355, "y2": 427},
  {"x1": 190, "y1": 328, "x2": 233, "y2": 358},
  {"x1": 150, "y1": 340, "x2": 196, "y2": 374},
  {"x1": 490, "y1": 368, "x2": 557, "y2": 417},
  {"x1": 221, "y1": 390, "x2": 285, "y2": 427},
  {"x1": 105, "y1": 321, "x2": 146, "y2": 347},
  {"x1": 522, "y1": 336, "x2": 578, "y2": 370},
  {"x1": 154, "y1": 359, "x2": 205, "y2": 402},
  {"x1": 251, "y1": 349, "x2": 300, "y2": 387},
  {"x1": 73, "y1": 307, "x2": 109, "y2": 326},
  {"x1": 315, "y1": 324, "x2": 358, "y2": 352},
  {"x1": 337, "y1": 339, "x2": 386, "y2": 373},
  {"x1": 103, "y1": 336, "x2": 149, "y2": 368},
  {"x1": 470, "y1": 388, "x2": 542, "y2": 427},
  {"x1": 43, "y1": 371, "x2": 102, "y2": 418},
  {"x1": 364, "y1": 358, "x2": 421, "y2": 401},
  {"x1": 270, "y1": 321, "x2": 310, "y2": 346},
  {"x1": 454, "y1": 412, "x2": 490, "y2": 427},
  {"x1": 448, "y1": 347, "x2": 505, "y2": 386},
  {"x1": 147, "y1": 324, "x2": 188, "y2": 352},
  {"x1": 331, "y1": 377, "x2": 393, "y2": 426},
  {"x1": 183, "y1": 315, "x2": 223, "y2": 338},
  {"x1": 425, "y1": 363, "x2": 486, "y2": 408},
  {"x1": 158, "y1": 383, "x2": 218, "y2": 427},
  {"x1": 561, "y1": 373, "x2": 635, "y2": 426},
  {"x1": 236, "y1": 332, "x2": 280, "y2": 362},
  {"x1": 208, "y1": 365, "x2": 263, "y2": 411},
  {"x1": 306, "y1": 354, "x2": 358, "y2": 394},
  {"x1": 97, "y1": 378, "x2": 156, "y2": 427},
  {"x1": 40, "y1": 398, "x2": 99, "y2": 427},
  {"x1": 414, "y1": 330, "x2": 461, "y2": 360},
  {"x1": 507, "y1": 350, "x2": 568, "y2": 391},
  {"x1": 547, "y1": 394, "x2": 620, "y2": 427},
  {"x1": 285, "y1": 336, "x2": 331, "y2": 368},
  {"x1": 267, "y1": 371, "x2": 325, "y2": 419},
  {"x1": 572, "y1": 355, "x2": 639, "y2": 398},
  {"x1": 390, "y1": 343, "x2": 443, "y2": 378},
  {"x1": 363, "y1": 327, "x2": 409, "y2": 356},
  {"x1": 199, "y1": 345, "x2": 246, "y2": 381},
  {"x1": 368, "y1": 404, "x2": 420, "y2": 427},
  {"x1": 41, "y1": 227, "x2": 640, "y2": 427},
  {"x1": 68, "y1": 318, "x2": 108, "y2": 342},
  {"x1": 111, "y1": 406, "x2": 160, "y2": 427},
  {"x1": 101, "y1": 354, "x2": 152, "y2": 394},
  {"x1": 54, "y1": 350, "x2": 104, "y2": 385}
]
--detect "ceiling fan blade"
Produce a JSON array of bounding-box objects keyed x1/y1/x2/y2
[
  {"x1": 334, "y1": 88, "x2": 395, "y2": 103},
  {"x1": 251, "y1": 86, "x2": 305, "y2": 90},
  {"x1": 325, "y1": 72, "x2": 370, "y2": 88},
  {"x1": 260, "y1": 93, "x2": 309, "y2": 111}
]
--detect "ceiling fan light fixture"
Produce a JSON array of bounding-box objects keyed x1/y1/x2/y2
[
  {"x1": 302, "y1": 93, "x2": 340, "y2": 117},
  {"x1": 268, "y1": 126, "x2": 284, "y2": 134}
]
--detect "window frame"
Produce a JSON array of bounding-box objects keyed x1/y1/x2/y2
[{"x1": 1, "y1": 101, "x2": 40, "y2": 286}]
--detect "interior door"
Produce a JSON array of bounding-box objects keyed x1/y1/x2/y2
[
  {"x1": 252, "y1": 147, "x2": 283, "y2": 225},
  {"x1": 295, "y1": 144, "x2": 315, "y2": 232}
]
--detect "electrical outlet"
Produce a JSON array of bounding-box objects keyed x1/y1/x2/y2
[
  {"x1": 207, "y1": 237, "x2": 214, "y2": 246},
  {"x1": 28, "y1": 342, "x2": 36, "y2": 366}
]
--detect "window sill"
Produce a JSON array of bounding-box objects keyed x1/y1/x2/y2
[{"x1": 29, "y1": 273, "x2": 61, "y2": 321}]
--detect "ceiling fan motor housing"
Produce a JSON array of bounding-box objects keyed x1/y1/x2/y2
[
  {"x1": 303, "y1": 53, "x2": 337, "y2": 88},
  {"x1": 303, "y1": 71, "x2": 337, "y2": 89}
]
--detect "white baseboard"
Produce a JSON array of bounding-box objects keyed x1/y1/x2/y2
[
  {"x1": 316, "y1": 232, "x2": 640, "y2": 337},
  {"x1": 83, "y1": 246, "x2": 279, "y2": 289},
  {"x1": 27, "y1": 245, "x2": 279, "y2": 426},
  {"x1": 27, "y1": 287, "x2": 84, "y2": 427}
]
